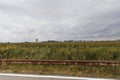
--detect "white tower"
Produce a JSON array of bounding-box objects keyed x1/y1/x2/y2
[{"x1": 36, "y1": 38, "x2": 38, "y2": 42}]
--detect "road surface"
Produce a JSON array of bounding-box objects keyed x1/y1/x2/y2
[{"x1": 0, "y1": 73, "x2": 116, "y2": 80}]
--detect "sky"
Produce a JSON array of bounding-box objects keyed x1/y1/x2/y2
[{"x1": 0, "y1": 0, "x2": 120, "y2": 42}]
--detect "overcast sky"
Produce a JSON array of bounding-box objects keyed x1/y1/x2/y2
[{"x1": 0, "y1": 0, "x2": 120, "y2": 42}]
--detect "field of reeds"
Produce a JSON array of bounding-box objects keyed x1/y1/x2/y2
[
  {"x1": 0, "y1": 41, "x2": 120, "y2": 60},
  {"x1": 0, "y1": 41, "x2": 120, "y2": 78}
]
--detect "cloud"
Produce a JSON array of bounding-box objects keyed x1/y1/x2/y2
[{"x1": 0, "y1": 0, "x2": 120, "y2": 42}]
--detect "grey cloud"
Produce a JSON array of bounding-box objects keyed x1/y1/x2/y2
[
  {"x1": 62, "y1": 7, "x2": 120, "y2": 40},
  {"x1": 0, "y1": 0, "x2": 120, "y2": 42}
]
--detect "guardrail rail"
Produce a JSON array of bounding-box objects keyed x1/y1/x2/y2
[{"x1": 0, "y1": 59, "x2": 120, "y2": 66}]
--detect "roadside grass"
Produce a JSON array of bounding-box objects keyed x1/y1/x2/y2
[
  {"x1": 0, "y1": 64, "x2": 119, "y2": 78},
  {"x1": 0, "y1": 41, "x2": 120, "y2": 78}
]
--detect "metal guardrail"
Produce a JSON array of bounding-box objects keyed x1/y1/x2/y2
[{"x1": 0, "y1": 59, "x2": 120, "y2": 66}]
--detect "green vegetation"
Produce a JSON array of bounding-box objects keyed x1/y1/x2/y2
[
  {"x1": 0, "y1": 41, "x2": 120, "y2": 60},
  {"x1": 0, "y1": 64, "x2": 120, "y2": 79},
  {"x1": 0, "y1": 41, "x2": 120, "y2": 78}
]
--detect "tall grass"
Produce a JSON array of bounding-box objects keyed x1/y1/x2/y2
[
  {"x1": 0, "y1": 41, "x2": 120, "y2": 78},
  {"x1": 0, "y1": 41, "x2": 120, "y2": 60}
]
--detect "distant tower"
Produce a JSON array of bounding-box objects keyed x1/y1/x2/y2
[{"x1": 36, "y1": 38, "x2": 38, "y2": 42}]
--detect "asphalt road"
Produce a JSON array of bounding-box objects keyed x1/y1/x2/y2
[{"x1": 0, "y1": 73, "x2": 116, "y2": 80}]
